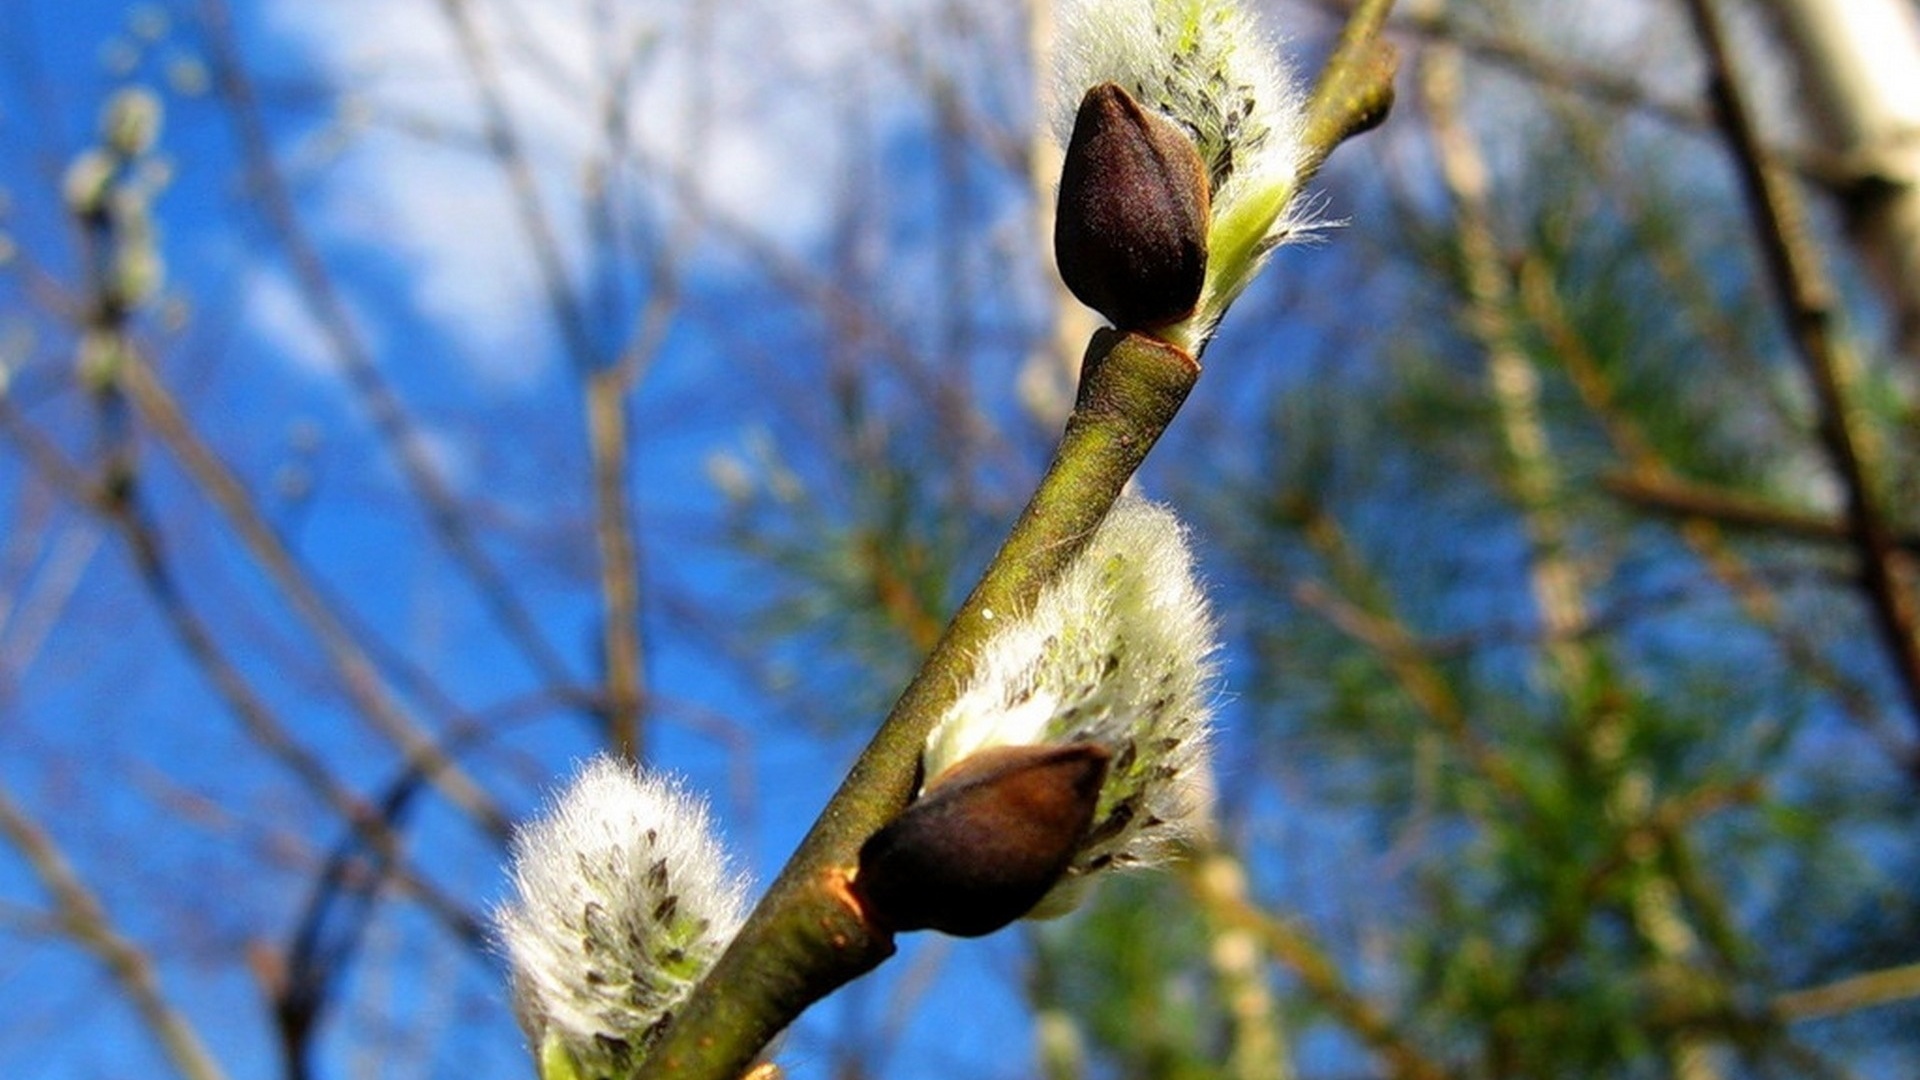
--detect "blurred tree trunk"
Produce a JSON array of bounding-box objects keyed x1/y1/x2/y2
[{"x1": 1759, "y1": 0, "x2": 1920, "y2": 359}]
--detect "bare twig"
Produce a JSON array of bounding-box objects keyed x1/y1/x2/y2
[
  {"x1": 586, "y1": 347, "x2": 649, "y2": 761},
  {"x1": 0, "y1": 402, "x2": 487, "y2": 952},
  {"x1": 1184, "y1": 849, "x2": 1449, "y2": 1080},
  {"x1": 271, "y1": 762, "x2": 488, "y2": 1080},
  {"x1": 196, "y1": 0, "x2": 578, "y2": 696},
  {"x1": 1605, "y1": 471, "x2": 1920, "y2": 555},
  {"x1": 1775, "y1": 961, "x2": 1920, "y2": 1022},
  {"x1": 0, "y1": 784, "x2": 230, "y2": 1080},
  {"x1": 117, "y1": 355, "x2": 511, "y2": 839},
  {"x1": 432, "y1": 0, "x2": 659, "y2": 759},
  {"x1": 1681, "y1": 0, "x2": 1920, "y2": 742}
]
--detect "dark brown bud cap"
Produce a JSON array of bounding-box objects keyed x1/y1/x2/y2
[
  {"x1": 1055, "y1": 82, "x2": 1210, "y2": 330},
  {"x1": 855, "y1": 742, "x2": 1110, "y2": 938}
]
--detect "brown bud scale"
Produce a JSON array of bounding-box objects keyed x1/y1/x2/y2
[
  {"x1": 854, "y1": 743, "x2": 1110, "y2": 937},
  {"x1": 1055, "y1": 83, "x2": 1211, "y2": 330}
]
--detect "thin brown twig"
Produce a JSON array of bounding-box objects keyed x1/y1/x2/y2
[
  {"x1": 588, "y1": 242, "x2": 685, "y2": 764},
  {"x1": 586, "y1": 291, "x2": 677, "y2": 764},
  {"x1": 196, "y1": 0, "x2": 578, "y2": 695},
  {"x1": 1775, "y1": 961, "x2": 1920, "y2": 1022},
  {"x1": 432, "y1": 0, "x2": 657, "y2": 760},
  {"x1": 1511, "y1": 251, "x2": 1907, "y2": 758},
  {"x1": 1604, "y1": 471, "x2": 1920, "y2": 555},
  {"x1": 116, "y1": 355, "x2": 511, "y2": 839},
  {"x1": 0, "y1": 403, "x2": 488, "y2": 951},
  {"x1": 1183, "y1": 850, "x2": 1450, "y2": 1080},
  {"x1": 0, "y1": 784, "x2": 230, "y2": 1080},
  {"x1": 586, "y1": 360, "x2": 647, "y2": 760},
  {"x1": 585, "y1": 11, "x2": 701, "y2": 761},
  {"x1": 1681, "y1": 0, "x2": 1920, "y2": 746}
]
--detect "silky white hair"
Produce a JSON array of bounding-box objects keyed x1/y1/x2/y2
[
  {"x1": 497, "y1": 756, "x2": 748, "y2": 1078},
  {"x1": 923, "y1": 495, "x2": 1218, "y2": 912}
]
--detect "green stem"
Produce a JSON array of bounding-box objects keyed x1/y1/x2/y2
[
  {"x1": 644, "y1": 329, "x2": 1197, "y2": 1078},
  {"x1": 1302, "y1": 0, "x2": 1400, "y2": 175}
]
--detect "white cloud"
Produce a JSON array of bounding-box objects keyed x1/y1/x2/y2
[
  {"x1": 242, "y1": 264, "x2": 352, "y2": 380},
  {"x1": 317, "y1": 137, "x2": 549, "y2": 388},
  {"x1": 256, "y1": 0, "x2": 949, "y2": 385}
]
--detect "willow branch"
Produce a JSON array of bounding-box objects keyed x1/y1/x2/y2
[
  {"x1": 645, "y1": 329, "x2": 1197, "y2": 1077},
  {"x1": 641, "y1": 6, "x2": 1401, "y2": 1073},
  {"x1": 1302, "y1": 0, "x2": 1400, "y2": 175}
]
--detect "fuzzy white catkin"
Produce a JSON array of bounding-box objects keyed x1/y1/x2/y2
[
  {"x1": 1054, "y1": 0, "x2": 1304, "y2": 217},
  {"x1": 923, "y1": 495, "x2": 1218, "y2": 909},
  {"x1": 497, "y1": 756, "x2": 748, "y2": 1078}
]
